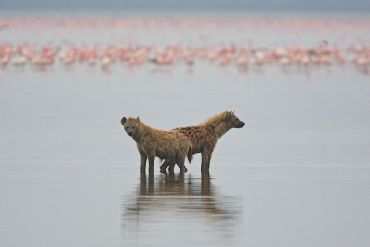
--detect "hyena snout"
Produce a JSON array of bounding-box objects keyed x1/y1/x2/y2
[
  {"x1": 126, "y1": 127, "x2": 136, "y2": 137},
  {"x1": 236, "y1": 120, "x2": 245, "y2": 128}
]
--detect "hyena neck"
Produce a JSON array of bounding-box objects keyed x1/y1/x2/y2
[
  {"x1": 132, "y1": 123, "x2": 148, "y2": 143},
  {"x1": 214, "y1": 122, "x2": 231, "y2": 139},
  {"x1": 202, "y1": 111, "x2": 231, "y2": 138}
]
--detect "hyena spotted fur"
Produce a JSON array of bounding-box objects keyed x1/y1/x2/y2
[
  {"x1": 121, "y1": 116, "x2": 192, "y2": 174},
  {"x1": 161, "y1": 111, "x2": 245, "y2": 173}
]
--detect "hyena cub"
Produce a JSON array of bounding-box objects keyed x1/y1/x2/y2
[{"x1": 121, "y1": 116, "x2": 192, "y2": 174}]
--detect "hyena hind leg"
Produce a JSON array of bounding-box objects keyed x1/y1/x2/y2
[
  {"x1": 177, "y1": 164, "x2": 188, "y2": 173},
  {"x1": 160, "y1": 160, "x2": 171, "y2": 174},
  {"x1": 168, "y1": 163, "x2": 188, "y2": 173},
  {"x1": 177, "y1": 159, "x2": 186, "y2": 174},
  {"x1": 160, "y1": 160, "x2": 188, "y2": 173}
]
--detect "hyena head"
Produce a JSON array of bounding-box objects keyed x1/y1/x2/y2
[
  {"x1": 121, "y1": 116, "x2": 140, "y2": 137},
  {"x1": 226, "y1": 111, "x2": 245, "y2": 129}
]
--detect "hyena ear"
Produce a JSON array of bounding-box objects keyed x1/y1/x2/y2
[
  {"x1": 226, "y1": 111, "x2": 232, "y2": 121},
  {"x1": 136, "y1": 116, "x2": 140, "y2": 123},
  {"x1": 121, "y1": 117, "x2": 127, "y2": 125}
]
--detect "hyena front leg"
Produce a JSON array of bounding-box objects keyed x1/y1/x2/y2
[
  {"x1": 201, "y1": 153, "x2": 212, "y2": 173},
  {"x1": 139, "y1": 151, "x2": 147, "y2": 174},
  {"x1": 204, "y1": 153, "x2": 212, "y2": 172},
  {"x1": 201, "y1": 153, "x2": 207, "y2": 173},
  {"x1": 148, "y1": 156, "x2": 155, "y2": 174},
  {"x1": 201, "y1": 145, "x2": 215, "y2": 173}
]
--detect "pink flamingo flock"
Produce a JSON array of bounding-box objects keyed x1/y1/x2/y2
[
  {"x1": 0, "y1": 17, "x2": 369, "y2": 73},
  {"x1": 1, "y1": 42, "x2": 369, "y2": 73}
]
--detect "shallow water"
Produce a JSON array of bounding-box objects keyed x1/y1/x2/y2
[{"x1": 1, "y1": 11, "x2": 370, "y2": 247}]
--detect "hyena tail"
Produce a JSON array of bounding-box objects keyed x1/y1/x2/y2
[{"x1": 187, "y1": 146, "x2": 193, "y2": 164}]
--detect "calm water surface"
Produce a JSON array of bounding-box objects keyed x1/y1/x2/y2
[{"x1": 1, "y1": 11, "x2": 370, "y2": 247}]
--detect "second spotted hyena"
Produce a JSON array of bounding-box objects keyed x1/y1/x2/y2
[
  {"x1": 121, "y1": 116, "x2": 192, "y2": 174},
  {"x1": 161, "y1": 111, "x2": 245, "y2": 173}
]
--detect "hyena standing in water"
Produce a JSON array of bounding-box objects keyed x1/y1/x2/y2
[
  {"x1": 121, "y1": 116, "x2": 192, "y2": 174},
  {"x1": 161, "y1": 111, "x2": 245, "y2": 173}
]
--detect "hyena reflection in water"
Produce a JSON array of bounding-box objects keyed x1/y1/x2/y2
[{"x1": 121, "y1": 173, "x2": 242, "y2": 236}]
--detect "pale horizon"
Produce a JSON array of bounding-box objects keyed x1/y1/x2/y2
[{"x1": 0, "y1": 0, "x2": 370, "y2": 12}]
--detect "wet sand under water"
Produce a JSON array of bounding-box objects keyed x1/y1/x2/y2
[{"x1": 0, "y1": 66, "x2": 370, "y2": 246}]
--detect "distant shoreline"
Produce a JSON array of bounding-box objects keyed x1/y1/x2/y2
[{"x1": 0, "y1": 10, "x2": 369, "y2": 20}]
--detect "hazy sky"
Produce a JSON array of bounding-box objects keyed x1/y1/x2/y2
[{"x1": 0, "y1": 0, "x2": 369, "y2": 11}]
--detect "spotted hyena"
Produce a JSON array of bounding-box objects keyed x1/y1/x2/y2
[
  {"x1": 121, "y1": 116, "x2": 192, "y2": 174},
  {"x1": 161, "y1": 111, "x2": 245, "y2": 173}
]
